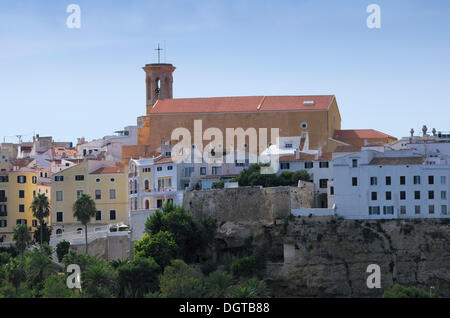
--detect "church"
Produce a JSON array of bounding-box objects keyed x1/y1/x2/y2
[{"x1": 122, "y1": 62, "x2": 396, "y2": 165}]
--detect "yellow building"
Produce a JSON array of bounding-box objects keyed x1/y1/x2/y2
[
  {"x1": 51, "y1": 160, "x2": 128, "y2": 235},
  {"x1": 0, "y1": 170, "x2": 51, "y2": 243}
]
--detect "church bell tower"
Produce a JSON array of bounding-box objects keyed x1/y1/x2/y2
[{"x1": 143, "y1": 63, "x2": 176, "y2": 108}]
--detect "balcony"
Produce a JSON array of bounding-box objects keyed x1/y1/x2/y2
[
  {"x1": 0, "y1": 211, "x2": 7, "y2": 217},
  {"x1": 0, "y1": 197, "x2": 6, "y2": 203}
]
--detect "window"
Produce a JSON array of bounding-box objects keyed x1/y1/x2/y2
[
  {"x1": 200, "y1": 167, "x2": 207, "y2": 175},
  {"x1": 385, "y1": 176, "x2": 391, "y2": 185},
  {"x1": 157, "y1": 167, "x2": 162, "y2": 172},
  {"x1": 370, "y1": 177, "x2": 377, "y2": 186},
  {"x1": 441, "y1": 191, "x2": 447, "y2": 200},
  {"x1": 56, "y1": 212, "x2": 63, "y2": 222},
  {"x1": 32, "y1": 176, "x2": 37, "y2": 184},
  {"x1": 428, "y1": 176, "x2": 434, "y2": 185},
  {"x1": 441, "y1": 205, "x2": 448, "y2": 215},
  {"x1": 441, "y1": 176, "x2": 446, "y2": 185},
  {"x1": 212, "y1": 166, "x2": 222, "y2": 175},
  {"x1": 110, "y1": 210, "x2": 116, "y2": 220},
  {"x1": 429, "y1": 205, "x2": 435, "y2": 214},
  {"x1": 319, "y1": 162, "x2": 329, "y2": 168},
  {"x1": 400, "y1": 206, "x2": 406, "y2": 215},
  {"x1": 96, "y1": 211, "x2": 101, "y2": 221},
  {"x1": 383, "y1": 206, "x2": 394, "y2": 215},
  {"x1": 167, "y1": 165, "x2": 173, "y2": 170},
  {"x1": 428, "y1": 191, "x2": 434, "y2": 200},
  {"x1": 144, "y1": 180, "x2": 150, "y2": 190},
  {"x1": 0, "y1": 176, "x2": 8, "y2": 183},
  {"x1": 414, "y1": 191, "x2": 420, "y2": 200},
  {"x1": 32, "y1": 220, "x2": 37, "y2": 227},
  {"x1": 75, "y1": 175, "x2": 84, "y2": 181},
  {"x1": 280, "y1": 162, "x2": 290, "y2": 170},
  {"x1": 330, "y1": 186, "x2": 334, "y2": 195},
  {"x1": 56, "y1": 191, "x2": 63, "y2": 202},
  {"x1": 17, "y1": 175, "x2": 26, "y2": 184},
  {"x1": 413, "y1": 176, "x2": 420, "y2": 185},
  {"x1": 319, "y1": 179, "x2": 328, "y2": 189},
  {"x1": 16, "y1": 219, "x2": 27, "y2": 225},
  {"x1": 110, "y1": 189, "x2": 116, "y2": 200},
  {"x1": 157, "y1": 199, "x2": 163, "y2": 209},
  {"x1": 352, "y1": 177, "x2": 358, "y2": 186},
  {"x1": 0, "y1": 220, "x2": 7, "y2": 227},
  {"x1": 76, "y1": 190, "x2": 83, "y2": 199},
  {"x1": 371, "y1": 192, "x2": 377, "y2": 201},
  {"x1": 352, "y1": 159, "x2": 358, "y2": 168},
  {"x1": 143, "y1": 168, "x2": 151, "y2": 173},
  {"x1": 400, "y1": 176, "x2": 406, "y2": 185},
  {"x1": 285, "y1": 143, "x2": 293, "y2": 148},
  {"x1": 95, "y1": 190, "x2": 101, "y2": 200},
  {"x1": 54, "y1": 175, "x2": 64, "y2": 182},
  {"x1": 415, "y1": 205, "x2": 421, "y2": 214},
  {"x1": 19, "y1": 204, "x2": 25, "y2": 213},
  {"x1": 386, "y1": 192, "x2": 392, "y2": 200},
  {"x1": 184, "y1": 167, "x2": 194, "y2": 178},
  {"x1": 19, "y1": 190, "x2": 25, "y2": 199},
  {"x1": 369, "y1": 206, "x2": 380, "y2": 215},
  {"x1": 304, "y1": 161, "x2": 313, "y2": 169},
  {"x1": 400, "y1": 191, "x2": 406, "y2": 200},
  {"x1": 95, "y1": 178, "x2": 100, "y2": 183}
]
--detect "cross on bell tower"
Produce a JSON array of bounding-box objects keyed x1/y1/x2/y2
[
  {"x1": 143, "y1": 46, "x2": 176, "y2": 109},
  {"x1": 155, "y1": 43, "x2": 163, "y2": 64}
]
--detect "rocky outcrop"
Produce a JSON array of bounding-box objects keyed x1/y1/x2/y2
[{"x1": 215, "y1": 215, "x2": 450, "y2": 297}]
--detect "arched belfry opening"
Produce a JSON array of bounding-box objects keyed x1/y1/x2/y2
[{"x1": 143, "y1": 63, "x2": 176, "y2": 108}]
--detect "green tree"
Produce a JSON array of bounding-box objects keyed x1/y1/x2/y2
[
  {"x1": 117, "y1": 256, "x2": 161, "y2": 297},
  {"x1": 204, "y1": 271, "x2": 234, "y2": 298},
  {"x1": 212, "y1": 180, "x2": 225, "y2": 189},
  {"x1": 24, "y1": 248, "x2": 56, "y2": 295},
  {"x1": 159, "y1": 259, "x2": 205, "y2": 298},
  {"x1": 226, "y1": 278, "x2": 269, "y2": 298},
  {"x1": 291, "y1": 170, "x2": 311, "y2": 184},
  {"x1": 144, "y1": 203, "x2": 217, "y2": 263},
  {"x1": 134, "y1": 231, "x2": 179, "y2": 269},
  {"x1": 383, "y1": 284, "x2": 439, "y2": 298},
  {"x1": 5, "y1": 258, "x2": 26, "y2": 295},
  {"x1": 56, "y1": 240, "x2": 71, "y2": 263},
  {"x1": 30, "y1": 193, "x2": 50, "y2": 248},
  {"x1": 83, "y1": 261, "x2": 118, "y2": 298},
  {"x1": 13, "y1": 224, "x2": 32, "y2": 263},
  {"x1": 33, "y1": 222, "x2": 51, "y2": 245},
  {"x1": 40, "y1": 274, "x2": 75, "y2": 298},
  {"x1": 73, "y1": 194, "x2": 96, "y2": 254}
]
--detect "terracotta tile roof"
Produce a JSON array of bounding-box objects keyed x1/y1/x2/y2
[
  {"x1": 13, "y1": 158, "x2": 34, "y2": 168},
  {"x1": 368, "y1": 157, "x2": 425, "y2": 166},
  {"x1": 90, "y1": 167, "x2": 125, "y2": 175},
  {"x1": 150, "y1": 95, "x2": 335, "y2": 114},
  {"x1": 155, "y1": 157, "x2": 174, "y2": 164},
  {"x1": 333, "y1": 129, "x2": 397, "y2": 140},
  {"x1": 334, "y1": 145, "x2": 362, "y2": 153},
  {"x1": 279, "y1": 152, "x2": 332, "y2": 162}
]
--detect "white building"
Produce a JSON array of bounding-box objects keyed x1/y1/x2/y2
[
  {"x1": 77, "y1": 126, "x2": 138, "y2": 163},
  {"x1": 333, "y1": 147, "x2": 450, "y2": 219}
]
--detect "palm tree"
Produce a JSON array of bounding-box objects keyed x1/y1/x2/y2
[
  {"x1": 30, "y1": 193, "x2": 50, "y2": 248},
  {"x1": 73, "y1": 194, "x2": 96, "y2": 255},
  {"x1": 13, "y1": 224, "x2": 32, "y2": 263}
]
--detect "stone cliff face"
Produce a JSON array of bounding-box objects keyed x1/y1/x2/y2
[
  {"x1": 185, "y1": 187, "x2": 450, "y2": 297},
  {"x1": 215, "y1": 215, "x2": 450, "y2": 297}
]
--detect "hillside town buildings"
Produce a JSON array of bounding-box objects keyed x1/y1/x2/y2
[{"x1": 1, "y1": 61, "x2": 448, "y2": 247}]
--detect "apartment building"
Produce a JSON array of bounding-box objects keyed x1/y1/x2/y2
[
  {"x1": 51, "y1": 160, "x2": 128, "y2": 235},
  {"x1": 0, "y1": 170, "x2": 51, "y2": 243}
]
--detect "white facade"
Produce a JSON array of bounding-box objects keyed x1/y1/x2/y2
[{"x1": 333, "y1": 149, "x2": 450, "y2": 219}]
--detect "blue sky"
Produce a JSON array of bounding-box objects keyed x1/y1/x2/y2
[{"x1": 0, "y1": 0, "x2": 449, "y2": 143}]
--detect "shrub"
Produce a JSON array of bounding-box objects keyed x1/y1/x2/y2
[
  {"x1": 383, "y1": 284, "x2": 439, "y2": 298},
  {"x1": 159, "y1": 260, "x2": 205, "y2": 298},
  {"x1": 229, "y1": 255, "x2": 266, "y2": 279}
]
